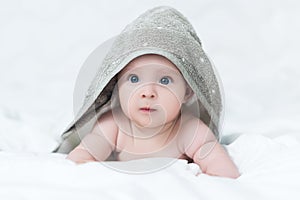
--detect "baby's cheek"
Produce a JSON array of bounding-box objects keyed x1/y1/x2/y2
[
  {"x1": 120, "y1": 92, "x2": 139, "y2": 119},
  {"x1": 162, "y1": 93, "x2": 182, "y2": 112},
  {"x1": 119, "y1": 93, "x2": 129, "y2": 114},
  {"x1": 166, "y1": 101, "x2": 181, "y2": 116}
]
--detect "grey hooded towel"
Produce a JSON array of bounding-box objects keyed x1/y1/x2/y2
[{"x1": 54, "y1": 6, "x2": 224, "y2": 153}]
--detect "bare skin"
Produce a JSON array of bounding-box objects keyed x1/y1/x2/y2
[{"x1": 67, "y1": 54, "x2": 240, "y2": 179}]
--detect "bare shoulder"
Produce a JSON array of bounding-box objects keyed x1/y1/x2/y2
[
  {"x1": 96, "y1": 110, "x2": 118, "y2": 129},
  {"x1": 178, "y1": 114, "x2": 216, "y2": 156},
  {"x1": 90, "y1": 110, "x2": 119, "y2": 145},
  {"x1": 178, "y1": 113, "x2": 210, "y2": 138}
]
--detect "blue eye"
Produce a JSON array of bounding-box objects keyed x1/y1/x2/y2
[
  {"x1": 160, "y1": 77, "x2": 171, "y2": 85},
  {"x1": 129, "y1": 75, "x2": 139, "y2": 83}
]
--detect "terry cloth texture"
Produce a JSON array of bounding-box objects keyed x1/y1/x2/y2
[{"x1": 54, "y1": 6, "x2": 224, "y2": 153}]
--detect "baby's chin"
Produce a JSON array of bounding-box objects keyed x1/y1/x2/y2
[
  {"x1": 130, "y1": 118, "x2": 163, "y2": 129},
  {"x1": 132, "y1": 115, "x2": 180, "y2": 129}
]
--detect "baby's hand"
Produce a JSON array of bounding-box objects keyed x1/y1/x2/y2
[{"x1": 66, "y1": 145, "x2": 97, "y2": 164}]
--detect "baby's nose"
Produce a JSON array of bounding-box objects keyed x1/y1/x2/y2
[{"x1": 140, "y1": 85, "x2": 157, "y2": 99}]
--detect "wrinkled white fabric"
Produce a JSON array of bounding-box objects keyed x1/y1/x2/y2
[{"x1": 1, "y1": 134, "x2": 299, "y2": 200}]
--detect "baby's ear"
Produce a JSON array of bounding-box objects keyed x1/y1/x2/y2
[{"x1": 183, "y1": 86, "x2": 194, "y2": 103}]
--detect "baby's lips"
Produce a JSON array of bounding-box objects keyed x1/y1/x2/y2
[{"x1": 140, "y1": 107, "x2": 156, "y2": 111}]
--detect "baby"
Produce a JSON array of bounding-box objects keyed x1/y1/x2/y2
[
  {"x1": 66, "y1": 54, "x2": 240, "y2": 178},
  {"x1": 56, "y1": 6, "x2": 240, "y2": 178}
]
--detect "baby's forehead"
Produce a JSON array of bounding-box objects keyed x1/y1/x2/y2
[{"x1": 118, "y1": 54, "x2": 181, "y2": 77}]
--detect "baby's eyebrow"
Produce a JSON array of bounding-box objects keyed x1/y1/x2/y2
[
  {"x1": 120, "y1": 67, "x2": 182, "y2": 77},
  {"x1": 156, "y1": 68, "x2": 182, "y2": 76}
]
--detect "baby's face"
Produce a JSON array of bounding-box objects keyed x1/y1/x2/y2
[{"x1": 117, "y1": 54, "x2": 191, "y2": 128}]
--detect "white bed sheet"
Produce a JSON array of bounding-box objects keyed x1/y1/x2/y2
[{"x1": 0, "y1": 134, "x2": 299, "y2": 200}]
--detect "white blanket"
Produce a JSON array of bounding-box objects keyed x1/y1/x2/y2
[{"x1": 1, "y1": 134, "x2": 299, "y2": 200}]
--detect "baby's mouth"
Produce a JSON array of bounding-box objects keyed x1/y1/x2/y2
[{"x1": 140, "y1": 107, "x2": 156, "y2": 112}]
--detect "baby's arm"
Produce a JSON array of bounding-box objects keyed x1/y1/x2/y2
[
  {"x1": 66, "y1": 111, "x2": 118, "y2": 164},
  {"x1": 182, "y1": 119, "x2": 240, "y2": 179}
]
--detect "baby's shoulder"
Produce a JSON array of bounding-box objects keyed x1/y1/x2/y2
[
  {"x1": 97, "y1": 109, "x2": 116, "y2": 125},
  {"x1": 177, "y1": 114, "x2": 214, "y2": 152},
  {"x1": 179, "y1": 113, "x2": 206, "y2": 131},
  {"x1": 94, "y1": 110, "x2": 119, "y2": 139}
]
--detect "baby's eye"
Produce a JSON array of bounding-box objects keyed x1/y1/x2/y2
[
  {"x1": 129, "y1": 74, "x2": 139, "y2": 83},
  {"x1": 159, "y1": 76, "x2": 172, "y2": 85}
]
